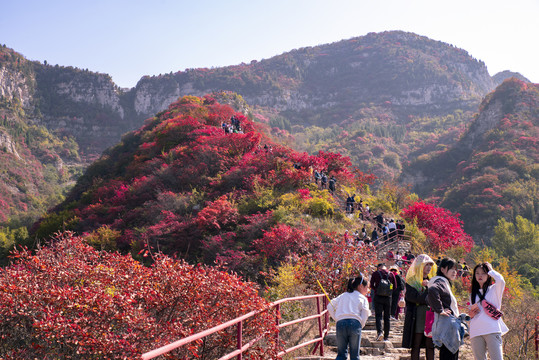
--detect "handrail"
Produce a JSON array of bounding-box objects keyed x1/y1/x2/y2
[
  {"x1": 374, "y1": 230, "x2": 412, "y2": 254},
  {"x1": 141, "y1": 293, "x2": 329, "y2": 360}
]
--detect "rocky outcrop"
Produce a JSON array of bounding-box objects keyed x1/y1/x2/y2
[
  {"x1": 0, "y1": 129, "x2": 21, "y2": 159},
  {"x1": 53, "y1": 73, "x2": 125, "y2": 118},
  {"x1": 461, "y1": 98, "x2": 503, "y2": 150},
  {"x1": 0, "y1": 66, "x2": 33, "y2": 108}
]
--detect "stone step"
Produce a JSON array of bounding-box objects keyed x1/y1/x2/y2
[{"x1": 318, "y1": 316, "x2": 411, "y2": 360}]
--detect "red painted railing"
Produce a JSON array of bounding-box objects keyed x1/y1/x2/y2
[{"x1": 141, "y1": 293, "x2": 329, "y2": 360}]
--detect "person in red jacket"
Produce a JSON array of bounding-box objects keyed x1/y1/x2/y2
[{"x1": 370, "y1": 263, "x2": 397, "y2": 341}]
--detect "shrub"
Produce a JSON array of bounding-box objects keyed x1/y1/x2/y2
[{"x1": 0, "y1": 232, "x2": 279, "y2": 359}]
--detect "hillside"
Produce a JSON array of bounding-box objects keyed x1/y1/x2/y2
[
  {"x1": 2, "y1": 32, "x2": 536, "y2": 245},
  {"x1": 404, "y1": 78, "x2": 539, "y2": 240},
  {"x1": 0, "y1": 47, "x2": 82, "y2": 230},
  {"x1": 32, "y1": 95, "x2": 373, "y2": 277}
]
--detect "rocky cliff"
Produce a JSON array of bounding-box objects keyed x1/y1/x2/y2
[
  {"x1": 0, "y1": 31, "x2": 510, "y2": 155},
  {"x1": 130, "y1": 31, "x2": 496, "y2": 125}
]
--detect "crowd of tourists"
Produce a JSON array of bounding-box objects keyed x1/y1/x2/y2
[
  {"x1": 313, "y1": 169, "x2": 337, "y2": 194},
  {"x1": 222, "y1": 115, "x2": 244, "y2": 134},
  {"x1": 328, "y1": 256, "x2": 507, "y2": 360}
]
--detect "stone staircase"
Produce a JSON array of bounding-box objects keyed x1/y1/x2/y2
[
  {"x1": 294, "y1": 315, "x2": 411, "y2": 360},
  {"x1": 294, "y1": 315, "x2": 475, "y2": 359}
]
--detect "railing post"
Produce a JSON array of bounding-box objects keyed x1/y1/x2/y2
[
  {"x1": 324, "y1": 296, "x2": 329, "y2": 330},
  {"x1": 535, "y1": 316, "x2": 538, "y2": 359},
  {"x1": 316, "y1": 296, "x2": 324, "y2": 356},
  {"x1": 237, "y1": 320, "x2": 243, "y2": 360},
  {"x1": 275, "y1": 303, "x2": 280, "y2": 346}
]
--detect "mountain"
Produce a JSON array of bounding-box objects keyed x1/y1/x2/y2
[
  {"x1": 2, "y1": 32, "x2": 536, "y2": 243},
  {"x1": 0, "y1": 45, "x2": 140, "y2": 157},
  {"x1": 493, "y1": 70, "x2": 531, "y2": 87},
  {"x1": 3, "y1": 31, "x2": 497, "y2": 155},
  {"x1": 404, "y1": 78, "x2": 539, "y2": 241},
  {"x1": 133, "y1": 31, "x2": 495, "y2": 126},
  {"x1": 31, "y1": 95, "x2": 358, "y2": 270}
]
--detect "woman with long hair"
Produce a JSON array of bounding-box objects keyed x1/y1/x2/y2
[
  {"x1": 468, "y1": 262, "x2": 508, "y2": 360},
  {"x1": 402, "y1": 254, "x2": 437, "y2": 360},
  {"x1": 427, "y1": 257, "x2": 460, "y2": 360},
  {"x1": 328, "y1": 274, "x2": 371, "y2": 360}
]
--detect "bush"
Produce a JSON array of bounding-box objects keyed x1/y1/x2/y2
[{"x1": 0, "y1": 232, "x2": 279, "y2": 359}]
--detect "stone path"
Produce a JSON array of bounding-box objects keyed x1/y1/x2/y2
[{"x1": 294, "y1": 315, "x2": 474, "y2": 359}]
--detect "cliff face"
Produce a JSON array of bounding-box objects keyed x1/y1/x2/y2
[
  {"x1": 127, "y1": 31, "x2": 495, "y2": 126},
  {"x1": 0, "y1": 66, "x2": 33, "y2": 108},
  {"x1": 0, "y1": 50, "x2": 141, "y2": 155},
  {"x1": 0, "y1": 129, "x2": 21, "y2": 159},
  {"x1": 1, "y1": 31, "x2": 498, "y2": 154}
]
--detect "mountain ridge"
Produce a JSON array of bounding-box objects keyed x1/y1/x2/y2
[{"x1": 3, "y1": 31, "x2": 521, "y2": 155}]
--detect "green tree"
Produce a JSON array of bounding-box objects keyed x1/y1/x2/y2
[{"x1": 491, "y1": 216, "x2": 539, "y2": 286}]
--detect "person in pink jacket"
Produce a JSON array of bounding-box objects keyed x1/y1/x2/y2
[{"x1": 468, "y1": 262, "x2": 509, "y2": 360}]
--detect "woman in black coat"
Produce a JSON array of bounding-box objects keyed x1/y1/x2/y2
[{"x1": 402, "y1": 254, "x2": 436, "y2": 360}]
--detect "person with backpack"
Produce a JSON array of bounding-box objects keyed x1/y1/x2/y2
[
  {"x1": 468, "y1": 262, "x2": 508, "y2": 360},
  {"x1": 370, "y1": 263, "x2": 397, "y2": 341},
  {"x1": 314, "y1": 170, "x2": 321, "y2": 186},
  {"x1": 371, "y1": 228, "x2": 379, "y2": 246},
  {"x1": 346, "y1": 194, "x2": 355, "y2": 214},
  {"x1": 328, "y1": 274, "x2": 371, "y2": 360}
]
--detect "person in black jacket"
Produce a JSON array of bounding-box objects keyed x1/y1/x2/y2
[
  {"x1": 370, "y1": 263, "x2": 397, "y2": 341},
  {"x1": 402, "y1": 254, "x2": 437, "y2": 360},
  {"x1": 427, "y1": 257, "x2": 460, "y2": 360},
  {"x1": 389, "y1": 265, "x2": 404, "y2": 320}
]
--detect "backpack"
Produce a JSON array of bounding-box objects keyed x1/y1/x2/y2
[{"x1": 376, "y1": 271, "x2": 393, "y2": 297}]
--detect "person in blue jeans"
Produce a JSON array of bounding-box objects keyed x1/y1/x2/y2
[{"x1": 328, "y1": 274, "x2": 371, "y2": 360}]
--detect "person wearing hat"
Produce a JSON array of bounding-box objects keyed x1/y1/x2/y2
[
  {"x1": 389, "y1": 265, "x2": 405, "y2": 320},
  {"x1": 402, "y1": 254, "x2": 437, "y2": 360}
]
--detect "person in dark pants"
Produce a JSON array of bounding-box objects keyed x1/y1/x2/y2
[
  {"x1": 389, "y1": 265, "x2": 404, "y2": 320},
  {"x1": 370, "y1": 263, "x2": 397, "y2": 341},
  {"x1": 402, "y1": 254, "x2": 437, "y2": 360},
  {"x1": 427, "y1": 258, "x2": 461, "y2": 360}
]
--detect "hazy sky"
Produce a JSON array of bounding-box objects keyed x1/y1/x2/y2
[{"x1": 2, "y1": 0, "x2": 538, "y2": 88}]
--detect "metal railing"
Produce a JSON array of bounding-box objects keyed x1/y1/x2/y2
[
  {"x1": 375, "y1": 230, "x2": 412, "y2": 255},
  {"x1": 141, "y1": 293, "x2": 329, "y2": 360}
]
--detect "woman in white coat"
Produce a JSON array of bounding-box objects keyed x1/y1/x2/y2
[{"x1": 468, "y1": 262, "x2": 509, "y2": 360}]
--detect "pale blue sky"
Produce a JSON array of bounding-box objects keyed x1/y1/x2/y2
[{"x1": 1, "y1": 0, "x2": 538, "y2": 88}]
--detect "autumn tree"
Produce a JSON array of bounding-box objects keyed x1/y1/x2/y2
[{"x1": 401, "y1": 201, "x2": 474, "y2": 253}]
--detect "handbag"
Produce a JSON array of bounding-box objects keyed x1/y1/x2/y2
[{"x1": 424, "y1": 309, "x2": 435, "y2": 338}]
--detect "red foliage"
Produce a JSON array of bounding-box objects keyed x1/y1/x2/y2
[
  {"x1": 36, "y1": 95, "x2": 367, "y2": 268},
  {"x1": 0, "y1": 232, "x2": 279, "y2": 359},
  {"x1": 195, "y1": 195, "x2": 239, "y2": 232},
  {"x1": 252, "y1": 224, "x2": 309, "y2": 263},
  {"x1": 401, "y1": 201, "x2": 474, "y2": 252},
  {"x1": 297, "y1": 239, "x2": 379, "y2": 297}
]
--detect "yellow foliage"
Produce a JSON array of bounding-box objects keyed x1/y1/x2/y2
[
  {"x1": 85, "y1": 225, "x2": 121, "y2": 251},
  {"x1": 268, "y1": 262, "x2": 306, "y2": 300}
]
